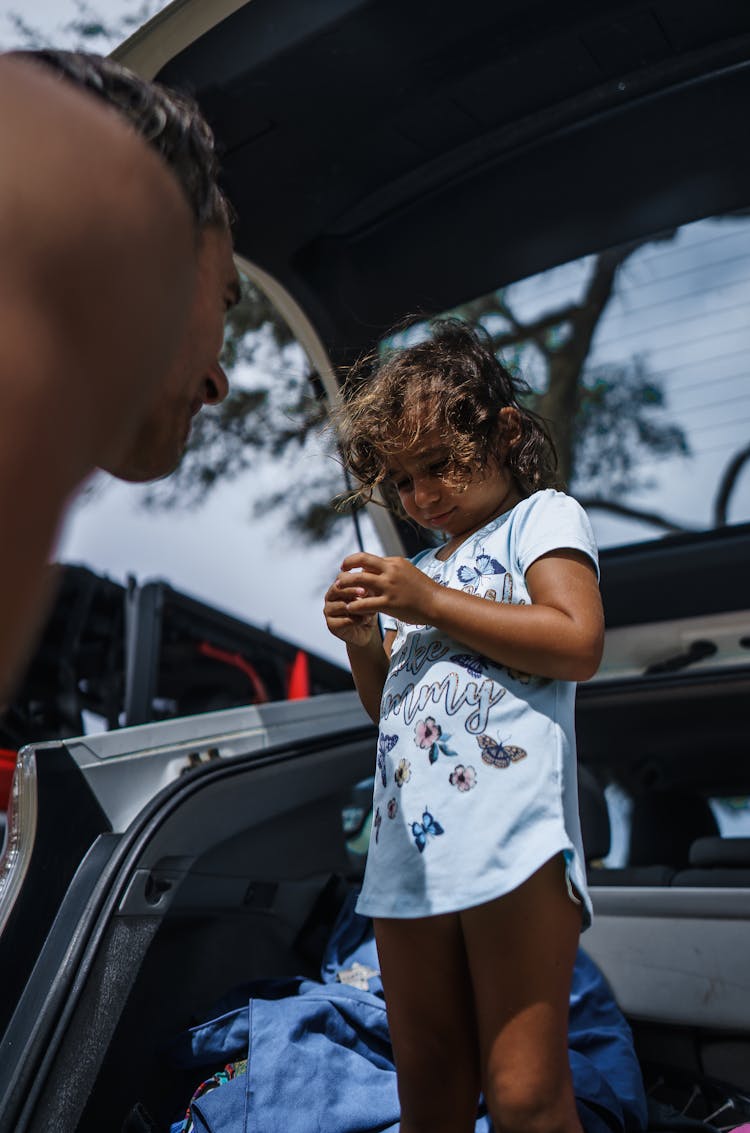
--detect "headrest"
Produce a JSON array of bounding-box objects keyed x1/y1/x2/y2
[{"x1": 689, "y1": 835, "x2": 750, "y2": 868}]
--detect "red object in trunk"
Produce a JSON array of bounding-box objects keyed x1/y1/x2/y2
[{"x1": 287, "y1": 650, "x2": 310, "y2": 700}]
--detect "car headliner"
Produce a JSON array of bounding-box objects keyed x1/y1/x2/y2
[{"x1": 146, "y1": 0, "x2": 750, "y2": 361}]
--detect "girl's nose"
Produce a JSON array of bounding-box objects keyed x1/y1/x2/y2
[
  {"x1": 413, "y1": 475, "x2": 440, "y2": 507},
  {"x1": 203, "y1": 361, "x2": 229, "y2": 405}
]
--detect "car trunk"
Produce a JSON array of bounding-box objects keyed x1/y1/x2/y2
[
  {"x1": 0, "y1": 697, "x2": 375, "y2": 1131},
  {"x1": 4, "y1": 521, "x2": 749, "y2": 1131}
]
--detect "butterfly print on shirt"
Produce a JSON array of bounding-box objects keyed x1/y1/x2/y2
[
  {"x1": 450, "y1": 653, "x2": 490, "y2": 679},
  {"x1": 377, "y1": 733, "x2": 398, "y2": 787},
  {"x1": 457, "y1": 553, "x2": 506, "y2": 589},
  {"x1": 410, "y1": 809, "x2": 444, "y2": 853},
  {"x1": 475, "y1": 734, "x2": 528, "y2": 769}
]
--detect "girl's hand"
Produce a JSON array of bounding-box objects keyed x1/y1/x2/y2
[
  {"x1": 335, "y1": 552, "x2": 438, "y2": 626},
  {"x1": 323, "y1": 573, "x2": 380, "y2": 647}
]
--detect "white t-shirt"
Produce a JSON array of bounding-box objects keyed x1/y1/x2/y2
[{"x1": 355, "y1": 490, "x2": 598, "y2": 925}]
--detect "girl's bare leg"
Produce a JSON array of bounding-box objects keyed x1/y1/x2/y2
[
  {"x1": 461, "y1": 854, "x2": 584, "y2": 1133},
  {"x1": 374, "y1": 912, "x2": 481, "y2": 1133}
]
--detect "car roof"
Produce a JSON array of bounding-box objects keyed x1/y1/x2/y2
[{"x1": 123, "y1": 0, "x2": 750, "y2": 359}]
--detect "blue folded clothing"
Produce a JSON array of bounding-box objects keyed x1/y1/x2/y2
[{"x1": 169, "y1": 891, "x2": 647, "y2": 1133}]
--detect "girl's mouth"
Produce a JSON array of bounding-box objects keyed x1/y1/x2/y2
[{"x1": 427, "y1": 508, "x2": 455, "y2": 526}]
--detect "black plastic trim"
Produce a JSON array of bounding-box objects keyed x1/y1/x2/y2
[{"x1": 0, "y1": 723, "x2": 375, "y2": 1132}]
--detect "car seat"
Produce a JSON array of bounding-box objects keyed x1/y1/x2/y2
[
  {"x1": 580, "y1": 778, "x2": 721, "y2": 887},
  {"x1": 672, "y1": 835, "x2": 750, "y2": 887}
]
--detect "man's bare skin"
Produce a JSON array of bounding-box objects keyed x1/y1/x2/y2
[{"x1": 0, "y1": 57, "x2": 198, "y2": 697}]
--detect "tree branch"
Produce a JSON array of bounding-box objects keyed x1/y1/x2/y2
[
  {"x1": 457, "y1": 292, "x2": 581, "y2": 356},
  {"x1": 577, "y1": 496, "x2": 696, "y2": 534},
  {"x1": 488, "y1": 302, "x2": 582, "y2": 352},
  {"x1": 713, "y1": 442, "x2": 750, "y2": 526}
]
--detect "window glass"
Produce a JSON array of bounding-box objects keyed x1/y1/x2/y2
[
  {"x1": 399, "y1": 212, "x2": 750, "y2": 549},
  {"x1": 591, "y1": 784, "x2": 750, "y2": 872},
  {"x1": 710, "y1": 797, "x2": 750, "y2": 836}
]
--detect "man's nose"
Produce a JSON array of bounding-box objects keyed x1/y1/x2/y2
[{"x1": 203, "y1": 362, "x2": 230, "y2": 405}]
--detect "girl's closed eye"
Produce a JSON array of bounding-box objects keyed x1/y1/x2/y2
[
  {"x1": 388, "y1": 471, "x2": 412, "y2": 492},
  {"x1": 392, "y1": 458, "x2": 449, "y2": 491}
]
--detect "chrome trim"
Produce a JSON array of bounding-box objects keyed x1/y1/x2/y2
[{"x1": 0, "y1": 751, "x2": 38, "y2": 937}]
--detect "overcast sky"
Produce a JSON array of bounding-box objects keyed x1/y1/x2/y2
[{"x1": 0, "y1": 0, "x2": 170, "y2": 50}]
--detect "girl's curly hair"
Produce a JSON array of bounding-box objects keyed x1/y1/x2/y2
[{"x1": 336, "y1": 318, "x2": 559, "y2": 514}]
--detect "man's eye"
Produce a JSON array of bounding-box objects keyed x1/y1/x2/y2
[
  {"x1": 394, "y1": 478, "x2": 411, "y2": 492},
  {"x1": 429, "y1": 459, "x2": 449, "y2": 476}
]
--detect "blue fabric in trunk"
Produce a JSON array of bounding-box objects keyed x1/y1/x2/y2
[{"x1": 169, "y1": 892, "x2": 647, "y2": 1133}]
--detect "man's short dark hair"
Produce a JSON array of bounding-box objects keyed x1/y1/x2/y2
[{"x1": 13, "y1": 48, "x2": 230, "y2": 229}]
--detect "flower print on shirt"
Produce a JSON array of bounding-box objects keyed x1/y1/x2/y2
[
  {"x1": 449, "y1": 764, "x2": 477, "y2": 792},
  {"x1": 414, "y1": 717, "x2": 457, "y2": 764},
  {"x1": 373, "y1": 806, "x2": 382, "y2": 843},
  {"x1": 415, "y1": 716, "x2": 439, "y2": 748},
  {"x1": 395, "y1": 757, "x2": 411, "y2": 787},
  {"x1": 387, "y1": 798, "x2": 398, "y2": 819}
]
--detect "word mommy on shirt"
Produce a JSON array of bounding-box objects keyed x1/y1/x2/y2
[{"x1": 381, "y1": 670, "x2": 505, "y2": 735}]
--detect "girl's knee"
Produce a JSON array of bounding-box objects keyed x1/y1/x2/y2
[{"x1": 485, "y1": 1073, "x2": 582, "y2": 1133}]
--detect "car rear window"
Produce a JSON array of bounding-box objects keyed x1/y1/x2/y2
[{"x1": 391, "y1": 210, "x2": 750, "y2": 552}]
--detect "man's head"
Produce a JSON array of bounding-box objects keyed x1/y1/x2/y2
[
  {"x1": 14, "y1": 49, "x2": 240, "y2": 480},
  {"x1": 12, "y1": 49, "x2": 230, "y2": 229}
]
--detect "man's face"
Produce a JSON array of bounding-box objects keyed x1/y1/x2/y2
[{"x1": 104, "y1": 224, "x2": 240, "y2": 482}]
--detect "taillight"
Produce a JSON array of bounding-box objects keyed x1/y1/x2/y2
[{"x1": 0, "y1": 750, "x2": 38, "y2": 936}]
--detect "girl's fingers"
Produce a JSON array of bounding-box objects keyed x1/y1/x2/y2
[
  {"x1": 340, "y1": 551, "x2": 385, "y2": 573},
  {"x1": 343, "y1": 594, "x2": 381, "y2": 613},
  {"x1": 326, "y1": 580, "x2": 366, "y2": 605},
  {"x1": 325, "y1": 597, "x2": 357, "y2": 618},
  {"x1": 337, "y1": 570, "x2": 381, "y2": 593},
  {"x1": 325, "y1": 592, "x2": 376, "y2": 619},
  {"x1": 324, "y1": 566, "x2": 379, "y2": 644}
]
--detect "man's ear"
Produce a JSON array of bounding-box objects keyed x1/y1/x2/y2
[{"x1": 498, "y1": 406, "x2": 522, "y2": 449}]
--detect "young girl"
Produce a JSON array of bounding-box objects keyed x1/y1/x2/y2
[{"x1": 324, "y1": 318, "x2": 604, "y2": 1133}]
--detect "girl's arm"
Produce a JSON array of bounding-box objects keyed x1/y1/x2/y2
[
  {"x1": 345, "y1": 629, "x2": 395, "y2": 724},
  {"x1": 337, "y1": 550, "x2": 604, "y2": 683},
  {"x1": 324, "y1": 572, "x2": 396, "y2": 723}
]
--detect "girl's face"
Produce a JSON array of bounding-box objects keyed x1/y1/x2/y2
[{"x1": 387, "y1": 418, "x2": 520, "y2": 542}]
